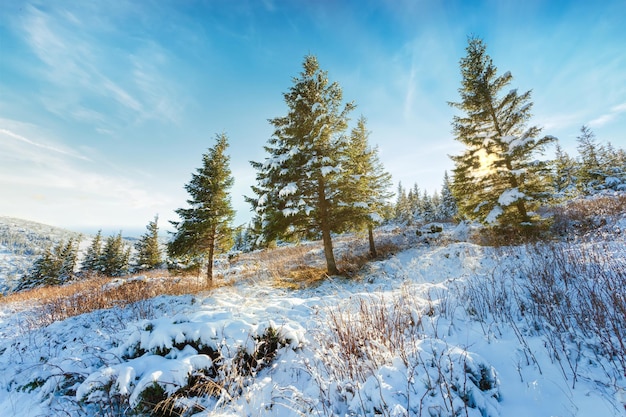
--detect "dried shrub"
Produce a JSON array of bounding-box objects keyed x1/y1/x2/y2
[
  {"x1": 0, "y1": 272, "x2": 211, "y2": 326},
  {"x1": 521, "y1": 242, "x2": 626, "y2": 383},
  {"x1": 549, "y1": 194, "x2": 626, "y2": 237}
]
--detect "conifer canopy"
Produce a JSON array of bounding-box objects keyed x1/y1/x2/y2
[{"x1": 449, "y1": 37, "x2": 555, "y2": 229}]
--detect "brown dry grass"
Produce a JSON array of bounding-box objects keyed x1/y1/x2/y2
[
  {"x1": 0, "y1": 270, "x2": 219, "y2": 327},
  {"x1": 550, "y1": 194, "x2": 626, "y2": 236},
  {"x1": 473, "y1": 194, "x2": 626, "y2": 246},
  {"x1": 272, "y1": 265, "x2": 328, "y2": 289}
]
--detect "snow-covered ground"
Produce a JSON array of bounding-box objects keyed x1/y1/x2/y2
[{"x1": 0, "y1": 223, "x2": 624, "y2": 416}]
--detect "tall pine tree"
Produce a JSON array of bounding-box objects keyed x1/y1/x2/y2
[
  {"x1": 342, "y1": 115, "x2": 393, "y2": 257},
  {"x1": 168, "y1": 133, "x2": 235, "y2": 284},
  {"x1": 449, "y1": 37, "x2": 555, "y2": 229},
  {"x1": 248, "y1": 55, "x2": 354, "y2": 275}
]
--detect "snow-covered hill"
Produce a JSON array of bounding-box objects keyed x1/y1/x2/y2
[
  {"x1": 0, "y1": 217, "x2": 82, "y2": 293},
  {"x1": 0, "y1": 223, "x2": 624, "y2": 416}
]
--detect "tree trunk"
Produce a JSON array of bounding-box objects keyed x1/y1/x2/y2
[
  {"x1": 318, "y1": 177, "x2": 339, "y2": 276},
  {"x1": 321, "y1": 225, "x2": 339, "y2": 276},
  {"x1": 206, "y1": 238, "x2": 215, "y2": 286},
  {"x1": 368, "y1": 224, "x2": 377, "y2": 258}
]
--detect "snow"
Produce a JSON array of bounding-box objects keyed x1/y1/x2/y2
[
  {"x1": 320, "y1": 165, "x2": 340, "y2": 176},
  {"x1": 497, "y1": 187, "x2": 525, "y2": 206},
  {"x1": 278, "y1": 182, "x2": 298, "y2": 198},
  {"x1": 485, "y1": 205, "x2": 503, "y2": 224},
  {"x1": 282, "y1": 207, "x2": 299, "y2": 217},
  {"x1": 0, "y1": 223, "x2": 625, "y2": 416}
]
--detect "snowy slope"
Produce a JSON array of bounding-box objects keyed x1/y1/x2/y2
[
  {"x1": 0, "y1": 225, "x2": 624, "y2": 416},
  {"x1": 0, "y1": 217, "x2": 83, "y2": 293}
]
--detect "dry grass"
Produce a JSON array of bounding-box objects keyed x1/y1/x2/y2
[
  {"x1": 550, "y1": 193, "x2": 626, "y2": 237},
  {"x1": 233, "y1": 232, "x2": 407, "y2": 289},
  {"x1": 456, "y1": 241, "x2": 626, "y2": 388},
  {"x1": 521, "y1": 242, "x2": 626, "y2": 384},
  {"x1": 471, "y1": 193, "x2": 626, "y2": 246},
  {"x1": 0, "y1": 270, "x2": 215, "y2": 327},
  {"x1": 272, "y1": 265, "x2": 328, "y2": 290}
]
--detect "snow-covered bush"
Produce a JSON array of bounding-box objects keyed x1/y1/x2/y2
[{"x1": 77, "y1": 315, "x2": 302, "y2": 415}]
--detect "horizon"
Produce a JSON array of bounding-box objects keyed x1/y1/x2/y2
[{"x1": 1, "y1": 1, "x2": 625, "y2": 233}]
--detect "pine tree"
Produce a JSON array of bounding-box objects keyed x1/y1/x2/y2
[
  {"x1": 576, "y1": 125, "x2": 605, "y2": 192},
  {"x1": 19, "y1": 237, "x2": 80, "y2": 290},
  {"x1": 81, "y1": 230, "x2": 103, "y2": 275},
  {"x1": 342, "y1": 115, "x2": 393, "y2": 257},
  {"x1": 58, "y1": 237, "x2": 79, "y2": 282},
  {"x1": 408, "y1": 183, "x2": 422, "y2": 222},
  {"x1": 134, "y1": 215, "x2": 162, "y2": 271},
  {"x1": 421, "y1": 190, "x2": 436, "y2": 222},
  {"x1": 247, "y1": 55, "x2": 355, "y2": 275},
  {"x1": 437, "y1": 171, "x2": 457, "y2": 221},
  {"x1": 449, "y1": 37, "x2": 555, "y2": 229},
  {"x1": 552, "y1": 143, "x2": 578, "y2": 198},
  {"x1": 101, "y1": 232, "x2": 130, "y2": 277},
  {"x1": 168, "y1": 133, "x2": 235, "y2": 284},
  {"x1": 394, "y1": 182, "x2": 411, "y2": 224}
]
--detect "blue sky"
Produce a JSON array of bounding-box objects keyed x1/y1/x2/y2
[{"x1": 1, "y1": 0, "x2": 625, "y2": 235}]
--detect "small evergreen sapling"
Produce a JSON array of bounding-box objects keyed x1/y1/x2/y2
[{"x1": 134, "y1": 215, "x2": 162, "y2": 271}]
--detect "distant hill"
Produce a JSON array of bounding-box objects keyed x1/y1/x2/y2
[{"x1": 0, "y1": 217, "x2": 83, "y2": 294}]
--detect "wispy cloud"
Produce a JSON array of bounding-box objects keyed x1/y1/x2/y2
[
  {"x1": 589, "y1": 102, "x2": 626, "y2": 128},
  {"x1": 0, "y1": 124, "x2": 172, "y2": 224},
  {"x1": 0, "y1": 128, "x2": 91, "y2": 161},
  {"x1": 19, "y1": 4, "x2": 181, "y2": 128}
]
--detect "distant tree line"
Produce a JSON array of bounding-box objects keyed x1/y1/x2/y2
[
  {"x1": 552, "y1": 125, "x2": 626, "y2": 198},
  {"x1": 18, "y1": 216, "x2": 163, "y2": 291}
]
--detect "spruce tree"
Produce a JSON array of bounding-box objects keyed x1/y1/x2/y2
[
  {"x1": 408, "y1": 183, "x2": 422, "y2": 222},
  {"x1": 19, "y1": 237, "x2": 80, "y2": 289},
  {"x1": 421, "y1": 190, "x2": 436, "y2": 222},
  {"x1": 168, "y1": 133, "x2": 235, "y2": 284},
  {"x1": 449, "y1": 37, "x2": 555, "y2": 229},
  {"x1": 248, "y1": 55, "x2": 354, "y2": 275},
  {"x1": 58, "y1": 237, "x2": 79, "y2": 282},
  {"x1": 576, "y1": 125, "x2": 605, "y2": 192},
  {"x1": 81, "y1": 230, "x2": 103, "y2": 275},
  {"x1": 394, "y1": 182, "x2": 411, "y2": 224},
  {"x1": 342, "y1": 115, "x2": 393, "y2": 257},
  {"x1": 101, "y1": 232, "x2": 130, "y2": 277},
  {"x1": 134, "y1": 215, "x2": 162, "y2": 271},
  {"x1": 552, "y1": 143, "x2": 578, "y2": 199},
  {"x1": 437, "y1": 171, "x2": 457, "y2": 221}
]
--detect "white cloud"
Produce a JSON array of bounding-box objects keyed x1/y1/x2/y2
[
  {"x1": 589, "y1": 102, "x2": 626, "y2": 127},
  {"x1": 0, "y1": 128, "x2": 90, "y2": 161},
  {"x1": 0, "y1": 124, "x2": 173, "y2": 229}
]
